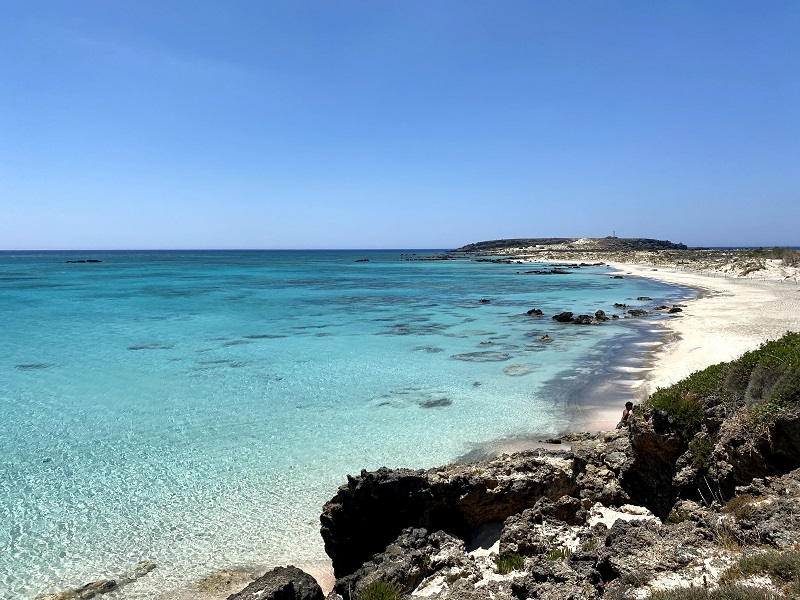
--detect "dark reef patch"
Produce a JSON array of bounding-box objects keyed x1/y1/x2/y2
[
  {"x1": 420, "y1": 397, "x2": 453, "y2": 408},
  {"x1": 222, "y1": 339, "x2": 254, "y2": 347},
  {"x1": 128, "y1": 343, "x2": 174, "y2": 351},
  {"x1": 451, "y1": 351, "x2": 513, "y2": 362},
  {"x1": 412, "y1": 345, "x2": 445, "y2": 353}
]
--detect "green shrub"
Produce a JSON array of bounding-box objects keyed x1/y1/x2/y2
[
  {"x1": 665, "y1": 508, "x2": 691, "y2": 524},
  {"x1": 721, "y1": 549, "x2": 800, "y2": 595},
  {"x1": 648, "y1": 585, "x2": 781, "y2": 599},
  {"x1": 647, "y1": 390, "x2": 706, "y2": 439},
  {"x1": 358, "y1": 580, "x2": 400, "y2": 600},
  {"x1": 647, "y1": 333, "x2": 800, "y2": 440},
  {"x1": 494, "y1": 552, "x2": 525, "y2": 574},
  {"x1": 689, "y1": 436, "x2": 716, "y2": 469},
  {"x1": 546, "y1": 547, "x2": 571, "y2": 561}
]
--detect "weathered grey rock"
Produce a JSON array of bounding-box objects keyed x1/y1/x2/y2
[
  {"x1": 573, "y1": 314, "x2": 593, "y2": 325},
  {"x1": 333, "y1": 528, "x2": 465, "y2": 600},
  {"x1": 320, "y1": 450, "x2": 576, "y2": 578},
  {"x1": 227, "y1": 566, "x2": 324, "y2": 600}
]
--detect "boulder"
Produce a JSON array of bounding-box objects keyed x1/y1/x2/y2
[
  {"x1": 526, "y1": 308, "x2": 544, "y2": 316},
  {"x1": 320, "y1": 451, "x2": 576, "y2": 577},
  {"x1": 227, "y1": 566, "x2": 323, "y2": 600},
  {"x1": 552, "y1": 312, "x2": 574, "y2": 323},
  {"x1": 573, "y1": 315, "x2": 593, "y2": 325},
  {"x1": 332, "y1": 528, "x2": 465, "y2": 600}
]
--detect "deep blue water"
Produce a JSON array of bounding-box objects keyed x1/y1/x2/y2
[{"x1": 0, "y1": 250, "x2": 692, "y2": 599}]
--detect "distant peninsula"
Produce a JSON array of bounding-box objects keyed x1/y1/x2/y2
[{"x1": 452, "y1": 236, "x2": 687, "y2": 253}]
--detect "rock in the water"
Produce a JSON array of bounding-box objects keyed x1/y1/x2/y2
[
  {"x1": 669, "y1": 306, "x2": 683, "y2": 313},
  {"x1": 552, "y1": 312, "x2": 574, "y2": 323},
  {"x1": 594, "y1": 310, "x2": 609, "y2": 322},
  {"x1": 41, "y1": 580, "x2": 117, "y2": 600},
  {"x1": 573, "y1": 314, "x2": 593, "y2": 325},
  {"x1": 227, "y1": 565, "x2": 323, "y2": 600},
  {"x1": 526, "y1": 308, "x2": 544, "y2": 316},
  {"x1": 627, "y1": 309, "x2": 648, "y2": 317}
]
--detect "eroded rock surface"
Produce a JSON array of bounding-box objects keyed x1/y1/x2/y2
[{"x1": 227, "y1": 565, "x2": 324, "y2": 600}]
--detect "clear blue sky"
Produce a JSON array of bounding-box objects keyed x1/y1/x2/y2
[{"x1": 1, "y1": 1, "x2": 798, "y2": 249}]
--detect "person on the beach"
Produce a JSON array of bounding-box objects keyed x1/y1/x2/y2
[{"x1": 617, "y1": 402, "x2": 634, "y2": 429}]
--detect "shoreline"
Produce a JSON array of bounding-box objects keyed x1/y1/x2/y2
[{"x1": 603, "y1": 260, "x2": 800, "y2": 404}]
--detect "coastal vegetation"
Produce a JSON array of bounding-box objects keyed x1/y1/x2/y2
[
  {"x1": 645, "y1": 332, "x2": 800, "y2": 445},
  {"x1": 648, "y1": 586, "x2": 782, "y2": 600},
  {"x1": 494, "y1": 552, "x2": 524, "y2": 573},
  {"x1": 358, "y1": 580, "x2": 400, "y2": 600}
]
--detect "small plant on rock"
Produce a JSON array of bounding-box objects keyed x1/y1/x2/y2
[
  {"x1": 665, "y1": 508, "x2": 691, "y2": 525},
  {"x1": 689, "y1": 436, "x2": 716, "y2": 470},
  {"x1": 721, "y1": 549, "x2": 800, "y2": 595},
  {"x1": 358, "y1": 580, "x2": 400, "y2": 600},
  {"x1": 721, "y1": 494, "x2": 759, "y2": 521},
  {"x1": 648, "y1": 584, "x2": 781, "y2": 599},
  {"x1": 494, "y1": 552, "x2": 524, "y2": 574},
  {"x1": 546, "y1": 547, "x2": 571, "y2": 561}
]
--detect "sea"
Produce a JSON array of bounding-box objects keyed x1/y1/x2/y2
[{"x1": 0, "y1": 250, "x2": 694, "y2": 599}]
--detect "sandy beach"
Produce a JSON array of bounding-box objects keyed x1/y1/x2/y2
[{"x1": 599, "y1": 260, "x2": 800, "y2": 420}]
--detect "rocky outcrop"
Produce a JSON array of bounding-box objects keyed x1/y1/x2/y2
[
  {"x1": 320, "y1": 450, "x2": 579, "y2": 578},
  {"x1": 227, "y1": 566, "x2": 324, "y2": 600}
]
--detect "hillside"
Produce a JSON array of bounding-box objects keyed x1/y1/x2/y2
[{"x1": 452, "y1": 237, "x2": 688, "y2": 253}]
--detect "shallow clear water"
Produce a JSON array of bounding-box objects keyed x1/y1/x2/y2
[{"x1": 0, "y1": 250, "x2": 691, "y2": 599}]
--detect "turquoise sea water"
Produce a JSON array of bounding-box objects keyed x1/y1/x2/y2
[{"x1": 0, "y1": 250, "x2": 692, "y2": 599}]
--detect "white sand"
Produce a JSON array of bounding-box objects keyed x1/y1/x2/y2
[{"x1": 605, "y1": 261, "x2": 800, "y2": 401}]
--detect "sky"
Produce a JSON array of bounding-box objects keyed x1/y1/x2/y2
[{"x1": 1, "y1": 1, "x2": 798, "y2": 250}]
